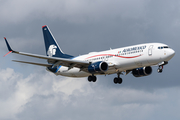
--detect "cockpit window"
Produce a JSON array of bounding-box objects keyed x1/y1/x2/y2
[
  {"x1": 158, "y1": 46, "x2": 169, "y2": 49},
  {"x1": 163, "y1": 46, "x2": 169, "y2": 48}
]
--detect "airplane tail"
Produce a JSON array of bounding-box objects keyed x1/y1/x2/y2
[{"x1": 42, "y1": 25, "x2": 74, "y2": 59}]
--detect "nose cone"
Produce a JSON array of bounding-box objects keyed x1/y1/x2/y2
[
  {"x1": 170, "y1": 49, "x2": 175, "y2": 57},
  {"x1": 167, "y1": 49, "x2": 175, "y2": 60}
]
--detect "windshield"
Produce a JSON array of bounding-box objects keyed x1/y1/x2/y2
[{"x1": 158, "y1": 46, "x2": 169, "y2": 49}]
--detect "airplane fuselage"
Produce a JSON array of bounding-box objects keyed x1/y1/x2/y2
[{"x1": 54, "y1": 43, "x2": 175, "y2": 77}]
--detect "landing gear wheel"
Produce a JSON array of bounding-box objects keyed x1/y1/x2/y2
[
  {"x1": 157, "y1": 68, "x2": 163, "y2": 73},
  {"x1": 114, "y1": 77, "x2": 118, "y2": 84},
  {"x1": 118, "y1": 78, "x2": 123, "y2": 84},
  {"x1": 158, "y1": 65, "x2": 163, "y2": 73},
  {"x1": 114, "y1": 72, "x2": 123, "y2": 84},
  {"x1": 88, "y1": 75, "x2": 97, "y2": 82},
  {"x1": 114, "y1": 77, "x2": 123, "y2": 84},
  {"x1": 88, "y1": 76, "x2": 93, "y2": 82},
  {"x1": 92, "y1": 76, "x2": 97, "y2": 82}
]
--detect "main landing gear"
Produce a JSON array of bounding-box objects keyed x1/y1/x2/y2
[
  {"x1": 157, "y1": 66, "x2": 163, "y2": 73},
  {"x1": 88, "y1": 72, "x2": 123, "y2": 84},
  {"x1": 88, "y1": 75, "x2": 97, "y2": 82},
  {"x1": 114, "y1": 72, "x2": 123, "y2": 84}
]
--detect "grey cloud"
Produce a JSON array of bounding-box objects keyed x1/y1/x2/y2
[
  {"x1": 0, "y1": 67, "x2": 179, "y2": 120},
  {"x1": 0, "y1": 0, "x2": 147, "y2": 24}
]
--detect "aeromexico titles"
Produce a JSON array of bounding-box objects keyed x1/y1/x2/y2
[{"x1": 4, "y1": 25, "x2": 175, "y2": 84}]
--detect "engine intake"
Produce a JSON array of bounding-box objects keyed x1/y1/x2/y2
[
  {"x1": 88, "y1": 61, "x2": 108, "y2": 73},
  {"x1": 132, "y1": 66, "x2": 152, "y2": 77}
]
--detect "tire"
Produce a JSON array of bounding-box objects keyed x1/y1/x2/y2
[
  {"x1": 118, "y1": 78, "x2": 123, "y2": 84},
  {"x1": 157, "y1": 68, "x2": 163, "y2": 73},
  {"x1": 114, "y1": 78, "x2": 118, "y2": 84},
  {"x1": 92, "y1": 76, "x2": 97, "y2": 82},
  {"x1": 88, "y1": 76, "x2": 92, "y2": 82}
]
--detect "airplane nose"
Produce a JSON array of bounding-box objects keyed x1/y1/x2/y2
[
  {"x1": 168, "y1": 49, "x2": 175, "y2": 59},
  {"x1": 170, "y1": 49, "x2": 175, "y2": 56}
]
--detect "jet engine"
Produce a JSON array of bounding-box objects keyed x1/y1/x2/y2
[
  {"x1": 132, "y1": 66, "x2": 152, "y2": 77},
  {"x1": 47, "y1": 66, "x2": 58, "y2": 73},
  {"x1": 88, "y1": 61, "x2": 108, "y2": 73}
]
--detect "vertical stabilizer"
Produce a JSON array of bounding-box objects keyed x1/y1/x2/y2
[{"x1": 42, "y1": 25, "x2": 73, "y2": 59}]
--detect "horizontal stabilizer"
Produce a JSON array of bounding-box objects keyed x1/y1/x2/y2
[{"x1": 12, "y1": 60, "x2": 52, "y2": 67}]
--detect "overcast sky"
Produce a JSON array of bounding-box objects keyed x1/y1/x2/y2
[{"x1": 0, "y1": 0, "x2": 180, "y2": 120}]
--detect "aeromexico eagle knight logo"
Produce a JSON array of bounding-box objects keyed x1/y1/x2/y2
[{"x1": 47, "y1": 45, "x2": 57, "y2": 57}]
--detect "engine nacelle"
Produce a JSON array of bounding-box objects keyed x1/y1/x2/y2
[
  {"x1": 88, "y1": 61, "x2": 108, "y2": 73},
  {"x1": 132, "y1": 66, "x2": 152, "y2": 77},
  {"x1": 47, "y1": 66, "x2": 58, "y2": 73}
]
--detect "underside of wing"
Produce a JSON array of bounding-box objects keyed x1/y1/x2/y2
[
  {"x1": 12, "y1": 60, "x2": 53, "y2": 67},
  {"x1": 13, "y1": 51, "x2": 89, "y2": 68}
]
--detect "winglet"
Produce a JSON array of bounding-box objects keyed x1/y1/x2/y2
[
  {"x1": 42, "y1": 25, "x2": 47, "y2": 28},
  {"x1": 4, "y1": 37, "x2": 13, "y2": 57},
  {"x1": 4, "y1": 37, "x2": 13, "y2": 51}
]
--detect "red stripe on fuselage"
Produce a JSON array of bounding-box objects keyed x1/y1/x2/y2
[
  {"x1": 118, "y1": 54, "x2": 142, "y2": 58},
  {"x1": 85, "y1": 54, "x2": 142, "y2": 59}
]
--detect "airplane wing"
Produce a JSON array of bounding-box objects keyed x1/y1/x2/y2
[
  {"x1": 4, "y1": 37, "x2": 90, "y2": 69},
  {"x1": 12, "y1": 60, "x2": 53, "y2": 67}
]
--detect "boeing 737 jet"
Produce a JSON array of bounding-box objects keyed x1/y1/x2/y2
[{"x1": 4, "y1": 25, "x2": 175, "y2": 84}]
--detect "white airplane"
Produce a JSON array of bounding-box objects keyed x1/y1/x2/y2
[{"x1": 4, "y1": 25, "x2": 175, "y2": 84}]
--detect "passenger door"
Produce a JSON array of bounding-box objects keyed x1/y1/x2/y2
[{"x1": 148, "y1": 45, "x2": 153, "y2": 56}]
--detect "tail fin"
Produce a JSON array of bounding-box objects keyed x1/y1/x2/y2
[{"x1": 42, "y1": 25, "x2": 73, "y2": 59}]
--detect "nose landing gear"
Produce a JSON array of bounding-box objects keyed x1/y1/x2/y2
[
  {"x1": 157, "y1": 61, "x2": 168, "y2": 73},
  {"x1": 157, "y1": 66, "x2": 163, "y2": 73}
]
